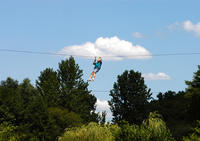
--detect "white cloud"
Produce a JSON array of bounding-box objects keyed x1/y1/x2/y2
[
  {"x1": 132, "y1": 32, "x2": 144, "y2": 38},
  {"x1": 182, "y1": 20, "x2": 200, "y2": 36},
  {"x1": 95, "y1": 99, "x2": 112, "y2": 121},
  {"x1": 59, "y1": 36, "x2": 152, "y2": 60},
  {"x1": 168, "y1": 21, "x2": 200, "y2": 36},
  {"x1": 142, "y1": 72, "x2": 171, "y2": 80}
]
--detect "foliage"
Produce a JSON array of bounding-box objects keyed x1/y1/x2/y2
[
  {"x1": 98, "y1": 111, "x2": 106, "y2": 125},
  {"x1": 115, "y1": 112, "x2": 175, "y2": 141},
  {"x1": 0, "y1": 57, "x2": 99, "y2": 141},
  {"x1": 59, "y1": 112, "x2": 175, "y2": 141},
  {"x1": 0, "y1": 58, "x2": 200, "y2": 141},
  {"x1": 0, "y1": 122, "x2": 20, "y2": 141},
  {"x1": 109, "y1": 70, "x2": 152, "y2": 124},
  {"x1": 58, "y1": 122, "x2": 116, "y2": 141},
  {"x1": 46, "y1": 107, "x2": 83, "y2": 137},
  {"x1": 149, "y1": 91, "x2": 191, "y2": 140},
  {"x1": 141, "y1": 112, "x2": 175, "y2": 141},
  {"x1": 57, "y1": 56, "x2": 98, "y2": 122},
  {"x1": 185, "y1": 65, "x2": 200, "y2": 121},
  {"x1": 36, "y1": 68, "x2": 61, "y2": 107},
  {"x1": 183, "y1": 120, "x2": 200, "y2": 141}
]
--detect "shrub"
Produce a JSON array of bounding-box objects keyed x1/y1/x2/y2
[
  {"x1": 141, "y1": 112, "x2": 175, "y2": 141},
  {"x1": 58, "y1": 122, "x2": 115, "y2": 141},
  {"x1": 59, "y1": 112, "x2": 175, "y2": 141},
  {"x1": 115, "y1": 112, "x2": 175, "y2": 141}
]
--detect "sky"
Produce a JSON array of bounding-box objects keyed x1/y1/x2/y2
[{"x1": 0, "y1": 0, "x2": 200, "y2": 121}]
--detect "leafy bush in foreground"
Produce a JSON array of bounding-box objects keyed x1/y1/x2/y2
[
  {"x1": 58, "y1": 122, "x2": 117, "y2": 141},
  {"x1": 59, "y1": 112, "x2": 175, "y2": 141},
  {"x1": 116, "y1": 112, "x2": 175, "y2": 141}
]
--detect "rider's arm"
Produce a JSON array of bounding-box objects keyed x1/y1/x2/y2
[{"x1": 93, "y1": 57, "x2": 96, "y2": 65}]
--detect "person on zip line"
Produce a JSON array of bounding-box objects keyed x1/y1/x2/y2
[{"x1": 88, "y1": 57, "x2": 102, "y2": 81}]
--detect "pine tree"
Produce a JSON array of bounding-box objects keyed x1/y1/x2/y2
[
  {"x1": 36, "y1": 68, "x2": 61, "y2": 107},
  {"x1": 57, "y1": 56, "x2": 97, "y2": 122}
]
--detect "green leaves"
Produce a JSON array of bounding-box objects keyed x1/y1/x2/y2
[
  {"x1": 59, "y1": 122, "x2": 116, "y2": 141},
  {"x1": 0, "y1": 122, "x2": 20, "y2": 141},
  {"x1": 56, "y1": 57, "x2": 97, "y2": 122},
  {"x1": 185, "y1": 65, "x2": 200, "y2": 121},
  {"x1": 36, "y1": 68, "x2": 61, "y2": 106},
  {"x1": 58, "y1": 56, "x2": 84, "y2": 90},
  {"x1": 183, "y1": 120, "x2": 200, "y2": 141},
  {"x1": 0, "y1": 57, "x2": 98, "y2": 141},
  {"x1": 59, "y1": 112, "x2": 175, "y2": 141},
  {"x1": 1, "y1": 57, "x2": 199, "y2": 141},
  {"x1": 109, "y1": 70, "x2": 152, "y2": 124},
  {"x1": 114, "y1": 112, "x2": 175, "y2": 141}
]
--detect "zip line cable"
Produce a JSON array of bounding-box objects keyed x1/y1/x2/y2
[{"x1": 1, "y1": 49, "x2": 200, "y2": 57}]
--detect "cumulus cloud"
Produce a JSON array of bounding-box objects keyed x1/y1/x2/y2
[
  {"x1": 59, "y1": 36, "x2": 152, "y2": 60},
  {"x1": 182, "y1": 20, "x2": 200, "y2": 36},
  {"x1": 95, "y1": 99, "x2": 112, "y2": 121},
  {"x1": 132, "y1": 32, "x2": 144, "y2": 38},
  {"x1": 142, "y1": 72, "x2": 171, "y2": 80}
]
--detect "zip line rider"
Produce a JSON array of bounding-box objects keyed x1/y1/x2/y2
[{"x1": 88, "y1": 57, "x2": 102, "y2": 81}]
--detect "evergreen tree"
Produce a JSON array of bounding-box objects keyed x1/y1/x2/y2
[
  {"x1": 108, "y1": 70, "x2": 152, "y2": 124},
  {"x1": 57, "y1": 56, "x2": 97, "y2": 122},
  {"x1": 36, "y1": 68, "x2": 61, "y2": 107}
]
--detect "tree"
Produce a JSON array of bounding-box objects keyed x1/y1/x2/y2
[
  {"x1": 45, "y1": 107, "x2": 83, "y2": 140},
  {"x1": 0, "y1": 78, "x2": 50, "y2": 141},
  {"x1": 108, "y1": 70, "x2": 152, "y2": 124},
  {"x1": 0, "y1": 57, "x2": 100, "y2": 140},
  {"x1": 185, "y1": 65, "x2": 200, "y2": 121},
  {"x1": 149, "y1": 91, "x2": 190, "y2": 140},
  {"x1": 151, "y1": 91, "x2": 188, "y2": 122},
  {"x1": 57, "y1": 56, "x2": 97, "y2": 122},
  {"x1": 36, "y1": 68, "x2": 61, "y2": 107},
  {"x1": 17, "y1": 79, "x2": 50, "y2": 141},
  {"x1": 0, "y1": 78, "x2": 21, "y2": 123}
]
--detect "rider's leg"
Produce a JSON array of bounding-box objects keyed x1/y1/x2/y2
[
  {"x1": 93, "y1": 72, "x2": 96, "y2": 80},
  {"x1": 89, "y1": 72, "x2": 94, "y2": 80}
]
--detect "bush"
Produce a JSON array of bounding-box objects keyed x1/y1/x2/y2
[
  {"x1": 59, "y1": 112, "x2": 175, "y2": 141},
  {"x1": 58, "y1": 122, "x2": 116, "y2": 141},
  {"x1": 141, "y1": 112, "x2": 175, "y2": 141},
  {"x1": 115, "y1": 121, "x2": 141, "y2": 141},
  {"x1": 115, "y1": 112, "x2": 175, "y2": 141}
]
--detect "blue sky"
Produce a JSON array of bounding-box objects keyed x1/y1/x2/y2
[{"x1": 0, "y1": 0, "x2": 200, "y2": 119}]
